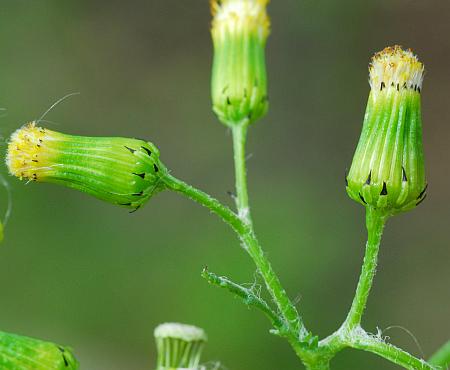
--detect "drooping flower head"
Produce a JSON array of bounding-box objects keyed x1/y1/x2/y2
[{"x1": 6, "y1": 123, "x2": 167, "y2": 211}]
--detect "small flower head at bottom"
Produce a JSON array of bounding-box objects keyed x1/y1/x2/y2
[{"x1": 154, "y1": 322, "x2": 207, "y2": 369}]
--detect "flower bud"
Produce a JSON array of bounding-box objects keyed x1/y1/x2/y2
[
  {"x1": 210, "y1": 0, "x2": 270, "y2": 126},
  {"x1": 6, "y1": 122, "x2": 167, "y2": 211},
  {"x1": 346, "y1": 46, "x2": 427, "y2": 215},
  {"x1": 154, "y1": 323, "x2": 207, "y2": 369},
  {"x1": 0, "y1": 330, "x2": 78, "y2": 369}
]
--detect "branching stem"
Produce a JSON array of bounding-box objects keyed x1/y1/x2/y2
[
  {"x1": 162, "y1": 134, "x2": 437, "y2": 370},
  {"x1": 231, "y1": 121, "x2": 306, "y2": 337},
  {"x1": 201, "y1": 268, "x2": 284, "y2": 330}
]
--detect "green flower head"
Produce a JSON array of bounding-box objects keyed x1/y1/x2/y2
[
  {"x1": 6, "y1": 123, "x2": 167, "y2": 211},
  {"x1": 346, "y1": 46, "x2": 427, "y2": 215},
  {"x1": 211, "y1": 0, "x2": 270, "y2": 126}
]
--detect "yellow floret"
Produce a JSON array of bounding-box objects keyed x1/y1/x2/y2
[
  {"x1": 369, "y1": 45, "x2": 424, "y2": 93},
  {"x1": 211, "y1": 0, "x2": 270, "y2": 41},
  {"x1": 6, "y1": 122, "x2": 50, "y2": 181}
]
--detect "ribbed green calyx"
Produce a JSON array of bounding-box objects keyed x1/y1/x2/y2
[
  {"x1": 6, "y1": 122, "x2": 167, "y2": 211},
  {"x1": 154, "y1": 323, "x2": 207, "y2": 370},
  {"x1": 0, "y1": 331, "x2": 78, "y2": 369},
  {"x1": 346, "y1": 46, "x2": 427, "y2": 215},
  {"x1": 210, "y1": 0, "x2": 270, "y2": 126}
]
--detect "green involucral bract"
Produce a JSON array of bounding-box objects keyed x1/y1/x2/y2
[
  {"x1": 154, "y1": 323, "x2": 207, "y2": 370},
  {"x1": 0, "y1": 331, "x2": 78, "y2": 370},
  {"x1": 6, "y1": 122, "x2": 168, "y2": 211}
]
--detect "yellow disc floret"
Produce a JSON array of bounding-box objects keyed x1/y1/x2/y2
[
  {"x1": 211, "y1": 0, "x2": 270, "y2": 42},
  {"x1": 6, "y1": 122, "x2": 52, "y2": 181},
  {"x1": 369, "y1": 45, "x2": 424, "y2": 93}
]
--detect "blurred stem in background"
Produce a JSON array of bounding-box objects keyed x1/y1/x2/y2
[
  {"x1": 429, "y1": 341, "x2": 450, "y2": 368},
  {"x1": 0, "y1": 174, "x2": 12, "y2": 243}
]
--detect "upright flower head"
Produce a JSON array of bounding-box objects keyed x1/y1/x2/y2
[
  {"x1": 210, "y1": 0, "x2": 270, "y2": 126},
  {"x1": 154, "y1": 322, "x2": 207, "y2": 369},
  {"x1": 6, "y1": 123, "x2": 167, "y2": 211},
  {"x1": 346, "y1": 46, "x2": 426, "y2": 215}
]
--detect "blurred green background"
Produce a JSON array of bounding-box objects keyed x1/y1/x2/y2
[{"x1": 0, "y1": 1, "x2": 448, "y2": 369}]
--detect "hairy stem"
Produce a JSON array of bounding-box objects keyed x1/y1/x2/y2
[
  {"x1": 231, "y1": 122, "x2": 305, "y2": 337},
  {"x1": 343, "y1": 206, "x2": 388, "y2": 330},
  {"x1": 162, "y1": 132, "x2": 436, "y2": 370},
  {"x1": 232, "y1": 122, "x2": 251, "y2": 223},
  {"x1": 162, "y1": 126, "x2": 306, "y2": 339},
  {"x1": 347, "y1": 332, "x2": 436, "y2": 370},
  {"x1": 201, "y1": 268, "x2": 284, "y2": 330},
  {"x1": 162, "y1": 174, "x2": 244, "y2": 235}
]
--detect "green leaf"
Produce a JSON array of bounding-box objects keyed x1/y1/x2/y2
[{"x1": 429, "y1": 340, "x2": 450, "y2": 368}]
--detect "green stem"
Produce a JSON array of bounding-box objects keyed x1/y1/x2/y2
[
  {"x1": 347, "y1": 331, "x2": 436, "y2": 370},
  {"x1": 162, "y1": 125, "x2": 306, "y2": 339},
  {"x1": 232, "y1": 122, "x2": 251, "y2": 223},
  {"x1": 162, "y1": 125, "x2": 437, "y2": 370},
  {"x1": 231, "y1": 122, "x2": 305, "y2": 337},
  {"x1": 240, "y1": 228, "x2": 304, "y2": 335},
  {"x1": 320, "y1": 326, "x2": 437, "y2": 370},
  {"x1": 201, "y1": 268, "x2": 285, "y2": 330},
  {"x1": 163, "y1": 171, "x2": 305, "y2": 338},
  {"x1": 343, "y1": 206, "x2": 388, "y2": 330},
  {"x1": 162, "y1": 173, "x2": 244, "y2": 235},
  {"x1": 303, "y1": 361, "x2": 331, "y2": 370}
]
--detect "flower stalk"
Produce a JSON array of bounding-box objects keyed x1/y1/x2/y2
[{"x1": 342, "y1": 207, "x2": 387, "y2": 330}]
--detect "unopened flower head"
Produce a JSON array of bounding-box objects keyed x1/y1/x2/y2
[
  {"x1": 211, "y1": 0, "x2": 270, "y2": 126},
  {"x1": 6, "y1": 122, "x2": 167, "y2": 211},
  {"x1": 0, "y1": 330, "x2": 78, "y2": 369},
  {"x1": 346, "y1": 46, "x2": 426, "y2": 215},
  {"x1": 154, "y1": 323, "x2": 207, "y2": 369}
]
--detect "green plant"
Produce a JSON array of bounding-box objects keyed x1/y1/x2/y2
[{"x1": 3, "y1": 1, "x2": 449, "y2": 369}]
